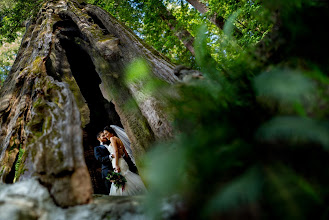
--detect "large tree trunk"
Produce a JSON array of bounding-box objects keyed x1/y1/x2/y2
[{"x1": 0, "y1": 0, "x2": 177, "y2": 207}]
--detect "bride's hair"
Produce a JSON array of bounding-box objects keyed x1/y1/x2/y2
[{"x1": 104, "y1": 126, "x2": 117, "y2": 136}]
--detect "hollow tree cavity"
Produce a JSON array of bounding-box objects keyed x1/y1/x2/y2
[{"x1": 0, "y1": 0, "x2": 177, "y2": 206}]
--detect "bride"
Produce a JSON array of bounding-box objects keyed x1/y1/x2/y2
[{"x1": 103, "y1": 125, "x2": 147, "y2": 196}]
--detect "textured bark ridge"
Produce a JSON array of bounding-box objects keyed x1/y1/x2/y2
[{"x1": 0, "y1": 0, "x2": 177, "y2": 206}]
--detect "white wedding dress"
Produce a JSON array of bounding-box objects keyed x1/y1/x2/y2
[{"x1": 107, "y1": 144, "x2": 147, "y2": 196}]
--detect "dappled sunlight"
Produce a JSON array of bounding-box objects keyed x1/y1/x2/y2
[{"x1": 0, "y1": 35, "x2": 21, "y2": 85}]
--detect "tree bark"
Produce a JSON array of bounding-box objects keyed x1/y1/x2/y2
[{"x1": 0, "y1": 0, "x2": 177, "y2": 207}]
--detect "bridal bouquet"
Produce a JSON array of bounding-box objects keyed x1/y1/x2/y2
[{"x1": 106, "y1": 171, "x2": 127, "y2": 190}]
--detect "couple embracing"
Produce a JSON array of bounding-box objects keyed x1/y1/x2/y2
[{"x1": 94, "y1": 125, "x2": 147, "y2": 196}]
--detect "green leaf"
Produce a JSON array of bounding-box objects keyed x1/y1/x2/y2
[
  {"x1": 257, "y1": 116, "x2": 329, "y2": 150},
  {"x1": 206, "y1": 167, "x2": 262, "y2": 213},
  {"x1": 254, "y1": 68, "x2": 315, "y2": 103}
]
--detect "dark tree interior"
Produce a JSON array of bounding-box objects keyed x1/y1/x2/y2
[{"x1": 51, "y1": 18, "x2": 123, "y2": 194}]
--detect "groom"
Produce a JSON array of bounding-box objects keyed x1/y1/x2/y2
[
  {"x1": 103, "y1": 126, "x2": 138, "y2": 174},
  {"x1": 94, "y1": 131, "x2": 114, "y2": 194}
]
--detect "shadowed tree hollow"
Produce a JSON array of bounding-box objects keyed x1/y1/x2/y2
[{"x1": 0, "y1": 0, "x2": 177, "y2": 206}]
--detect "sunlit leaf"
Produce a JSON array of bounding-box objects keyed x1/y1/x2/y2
[{"x1": 125, "y1": 58, "x2": 150, "y2": 83}]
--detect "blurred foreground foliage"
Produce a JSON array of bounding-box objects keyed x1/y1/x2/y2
[
  {"x1": 1, "y1": 0, "x2": 329, "y2": 218},
  {"x1": 135, "y1": 0, "x2": 329, "y2": 219}
]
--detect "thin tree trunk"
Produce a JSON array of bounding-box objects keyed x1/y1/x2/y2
[
  {"x1": 186, "y1": 0, "x2": 225, "y2": 29},
  {"x1": 186, "y1": 0, "x2": 243, "y2": 37},
  {"x1": 157, "y1": 3, "x2": 195, "y2": 55},
  {"x1": 0, "y1": 0, "x2": 176, "y2": 207}
]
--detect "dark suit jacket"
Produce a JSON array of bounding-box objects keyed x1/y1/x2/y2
[
  {"x1": 94, "y1": 145, "x2": 113, "y2": 179},
  {"x1": 94, "y1": 144, "x2": 139, "y2": 178}
]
